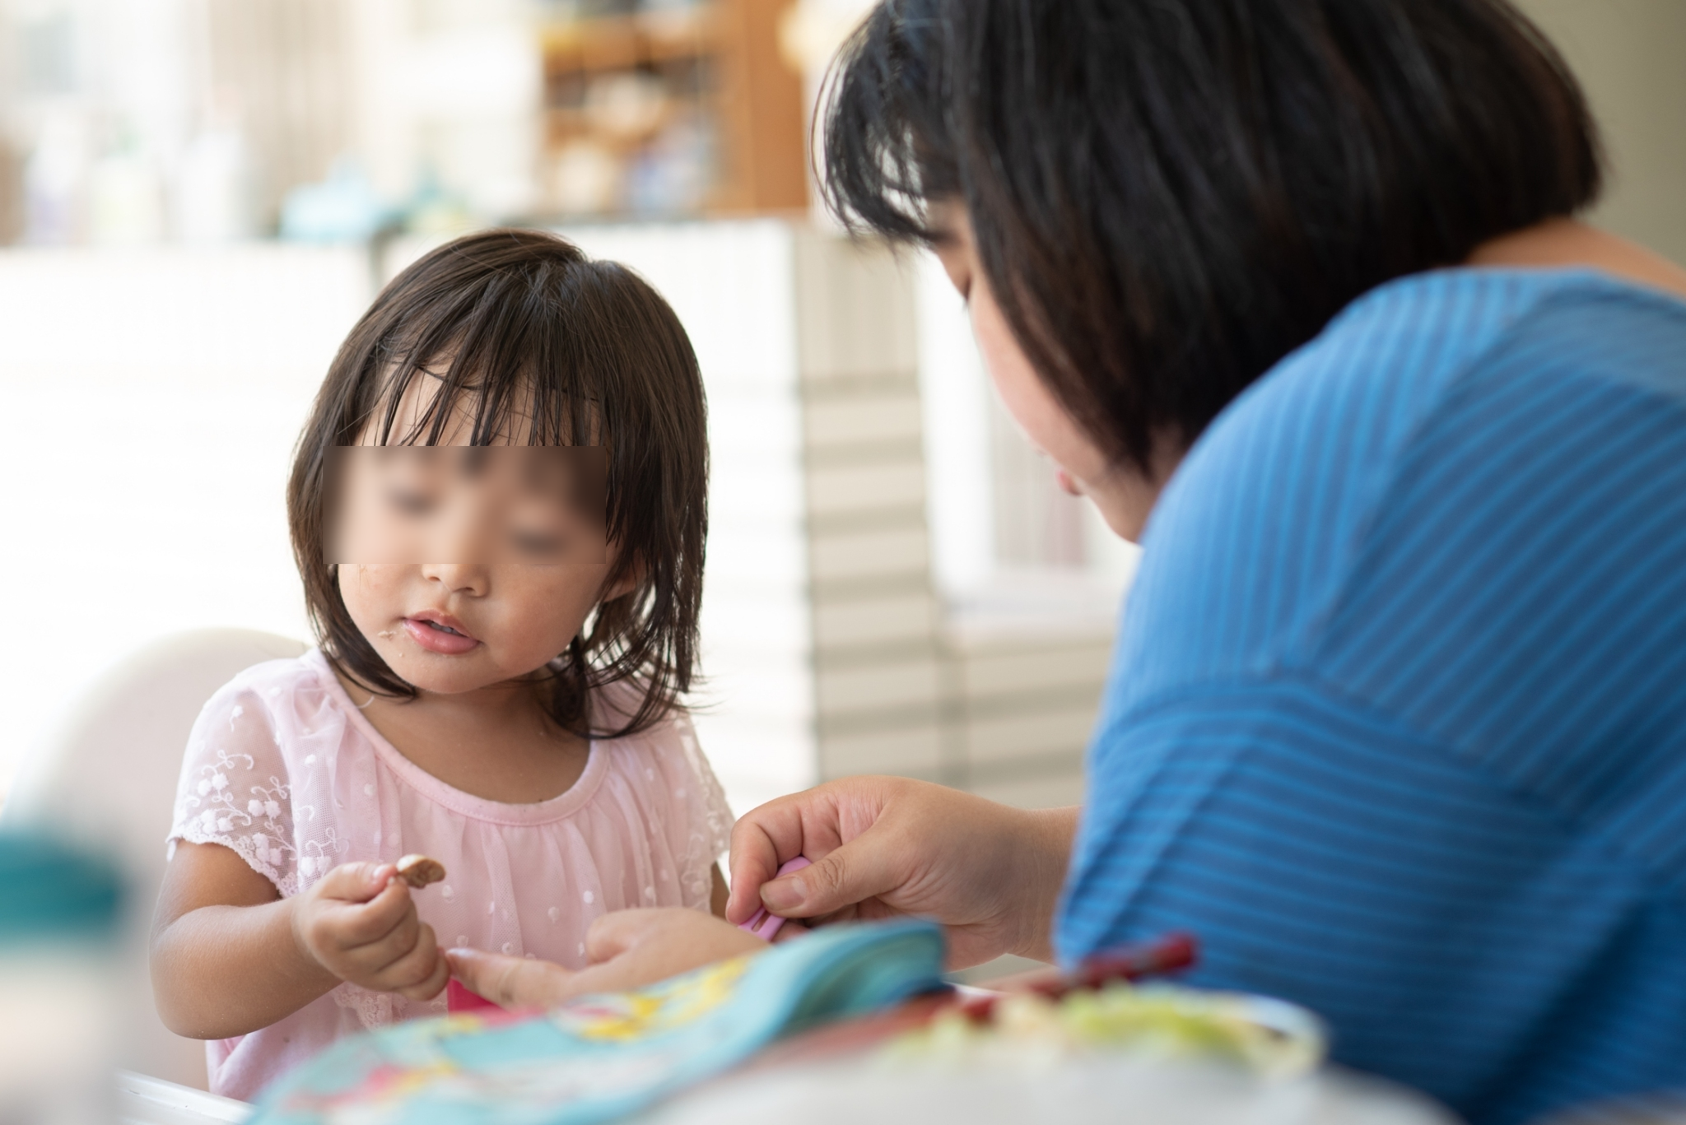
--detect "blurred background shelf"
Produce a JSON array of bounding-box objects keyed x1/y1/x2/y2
[
  {"x1": 0, "y1": 0, "x2": 1682, "y2": 820},
  {"x1": 537, "y1": 0, "x2": 808, "y2": 217}
]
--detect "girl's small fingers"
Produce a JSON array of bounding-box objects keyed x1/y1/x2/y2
[
  {"x1": 395, "y1": 947, "x2": 451, "y2": 1002},
  {"x1": 341, "y1": 899, "x2": 420, "y2": 967},
  {"x1": 312, "y1": 862, "x2": 399, "y2": 905},
  {"x1": 372, "y1": 924, "x2": 442, "y2": 995},
  {"x1": 335, "y1": 879, "x2": 414, "y2": 948}
]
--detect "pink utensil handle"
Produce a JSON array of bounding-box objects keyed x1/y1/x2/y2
[{"x1": 739, "y1": 856, "x2": 812, "y2": 941}]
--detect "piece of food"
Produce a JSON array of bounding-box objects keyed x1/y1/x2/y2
[{"x1": 396, "y1": 854, "x2": 446, "y2": 889}]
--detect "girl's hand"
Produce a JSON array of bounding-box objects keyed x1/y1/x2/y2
[
  {"x1": 291, "y1": 862, "x2": 450, "y2": 1001},
  {"x1": 727, "y1": 776, "x2": 1078, "y2": 968},
  {"x1": 445, "y1": 908, "x2": 767, "y2": 1009}
]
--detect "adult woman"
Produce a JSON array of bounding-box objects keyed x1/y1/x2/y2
[{"x1": 451, "y1": 1, "x2": 1686, "y2": 1120}]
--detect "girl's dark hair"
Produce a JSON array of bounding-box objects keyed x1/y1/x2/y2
[
  {"x1": 822, "y1": 0, "x2": 1602, "y2": 470},
  {"x1": 287, "y1": 228, "x2": 707, "y2": 739}
]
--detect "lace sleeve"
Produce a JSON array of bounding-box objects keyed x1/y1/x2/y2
[
  {"x1": 168, "y1": 678, "x2": 301, "y2": 897},
  {"x1": 670, "y1": 710, "x2": 735, "y2": 897}
]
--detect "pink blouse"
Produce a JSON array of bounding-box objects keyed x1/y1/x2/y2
[{"x1": 167, "y1": 649, "x2": 733, "y2": 1101}]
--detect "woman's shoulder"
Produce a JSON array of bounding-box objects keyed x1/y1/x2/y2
[
  {"x1": 1126, "y1": 266, "x2": 1686, "y2": 701},
  {"x1": 1221, "y1": 267, "x2": 1683, "y2": 439},
  {"x1": 1164, "y1": 266, "x2": 1686, "y2": 536}
]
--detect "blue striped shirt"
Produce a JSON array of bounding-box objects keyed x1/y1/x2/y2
[{"x1": 1057, "y1": 269, "x2": 1686, "y2": 1125}]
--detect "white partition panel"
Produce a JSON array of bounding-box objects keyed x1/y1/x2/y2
[{"x1": 0, "y1": 244, "x2": 369, "y2": 786}]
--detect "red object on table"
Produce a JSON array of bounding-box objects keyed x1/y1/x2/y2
[
  {"x1": 447, "y1": 978, "x2": 504, "y2": 1013},
  {"x1": 955, "y1": 931, "x2": 1199, "y2": 1021}
]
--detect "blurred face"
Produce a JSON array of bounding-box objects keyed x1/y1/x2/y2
[
  {"x1": 328, "y1": 380, "x2": 625, "y2": 697},
  {"x1": 928, "y1": 204, "x2": 1178, "y2": 542}
]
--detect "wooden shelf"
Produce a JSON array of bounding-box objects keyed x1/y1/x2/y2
[
  {"x1": 538, "y1": 0, "x2": 808, "y2": 218},
  {"x1": 540, "y1": 8, "x2": 719, "y2": 73}
]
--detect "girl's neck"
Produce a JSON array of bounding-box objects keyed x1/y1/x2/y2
[{"x1": 336, "y1": 668, "x2": 592, "y2": 805}]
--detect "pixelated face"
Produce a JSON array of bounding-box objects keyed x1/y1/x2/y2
[
  {"x1": 323, "y1": 447, "x2": 621, "y2": 696},
  {"x1": 324, "y1": 447, "x2": 607, "y2": 565}
]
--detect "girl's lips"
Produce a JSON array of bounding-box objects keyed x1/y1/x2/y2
[{"x1": 402, "y1": 616, "x2": 481, "y2": 655}]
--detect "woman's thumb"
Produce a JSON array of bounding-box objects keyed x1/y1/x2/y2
[{"x1": 759, "y1": 838, "x2": 893, "y2": 918}]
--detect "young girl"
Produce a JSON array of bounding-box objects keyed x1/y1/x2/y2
[{"x1": 150, "y1": 229, "x2": 732, "y2": 1101}]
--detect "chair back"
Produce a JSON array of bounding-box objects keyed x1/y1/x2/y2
[{"x1": 3, "y1": 628, "x2": 309, "y2": 1091}]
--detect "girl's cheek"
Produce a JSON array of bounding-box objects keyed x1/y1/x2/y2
[
  {"x1": 337, "y1": 564, "x2": 408, "y2": 618},
  {"x1": 511, "y1": 570, "x2": 610, "y2": 645}
]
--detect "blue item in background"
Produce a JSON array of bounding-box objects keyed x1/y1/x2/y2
[
  {"x1": 0, "y1": 831, "x2": 125, "y2": 1123},
  {"x1": 0, "y1": 831, "x2": 123, "y2": 944},
  {"x1": 279, "y1": 158, "x2": 396, "y2": 243}
]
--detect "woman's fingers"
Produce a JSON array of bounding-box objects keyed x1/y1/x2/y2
[
  {"x1": 756, "y1": 825, "x2": 904, "y2": 919},
  {"x1": 724, "y1": 777, "x2": 1067, "y2": 967},
  {"x1": 726, "y1": 796, "x2": 823, "y2": 923},
  {"x1": 727, "y1": 779, "x2": 899, "y2": 923},
  {"x1": 446, "y1": 947, "x2": 577, "y2": 1009}
]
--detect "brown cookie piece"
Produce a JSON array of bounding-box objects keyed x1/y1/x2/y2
[{"x1": 396, "y1": 854, "x2": 446, "y2": 889}]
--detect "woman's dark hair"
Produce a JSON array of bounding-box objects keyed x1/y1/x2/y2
[
  {"x1": 823, "y1": 0, "x2": 1602, "y2": 470},
  {"x1": 287, "y1": 228, "x2": 707, "y2": 738}
]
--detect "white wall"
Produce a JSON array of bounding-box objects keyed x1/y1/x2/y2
[
  {"x1": 1517, "y1": 0, "x2": 1686, "y2": 265},
  {"x1": 0, "y1": 222, "x2": 1119, "y2": 818},
  {"x1": 0, "y1": 244, "x2": 367, "y2": 789},
  {"x1": 0, "y1": 225, "x2": 823, "y2": 817}
]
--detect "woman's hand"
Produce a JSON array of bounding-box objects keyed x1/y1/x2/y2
[
  {"x1": 291, "y1": 862, "x2": 449, "y2": 1001},
  {"x1": 445, "y1": 908, "x2": 766, "y2": 1008},
  {"x1": 727, "y1": 776, "x2": 1077, "y2": 968}
]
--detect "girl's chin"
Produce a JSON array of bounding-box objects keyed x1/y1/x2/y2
[{"x1": 372, "y1": 644, "x2": 482, "y2": 685}]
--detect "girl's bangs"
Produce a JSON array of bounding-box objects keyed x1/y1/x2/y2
[{"x1": 364, "y1": 313, "x2": 605, "y2": 451}]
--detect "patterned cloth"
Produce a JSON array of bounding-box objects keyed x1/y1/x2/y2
[
  {"x1": 169, "y1": 649, "x2": 733, "y2": 1101},
  {"x1": 246, "y1": 920, "x2": 945, "y2": 1125},
  {"x1": 1060, "y1": 268, "x2": 1686, "y2": 1125}
]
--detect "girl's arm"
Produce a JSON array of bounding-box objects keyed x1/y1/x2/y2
[
  {"x1": 151, "y1": 842, "x2": 449, "y2": 1040},
  {"x1": 151, "y1": 842, "x2": 334, "y2": 1038}
]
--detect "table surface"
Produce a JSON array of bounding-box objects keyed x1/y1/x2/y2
[
  {"x1": 117, "y1": 1072, "x2": 250, "y2": 1125},
  {"x1": 117, "y1": 1058, "x2": 1457, "y2": 1125}
]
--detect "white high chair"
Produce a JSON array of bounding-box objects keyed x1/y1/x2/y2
[{"x1": 2, "y1": 628, "x2": 308, "y2": 1092}]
